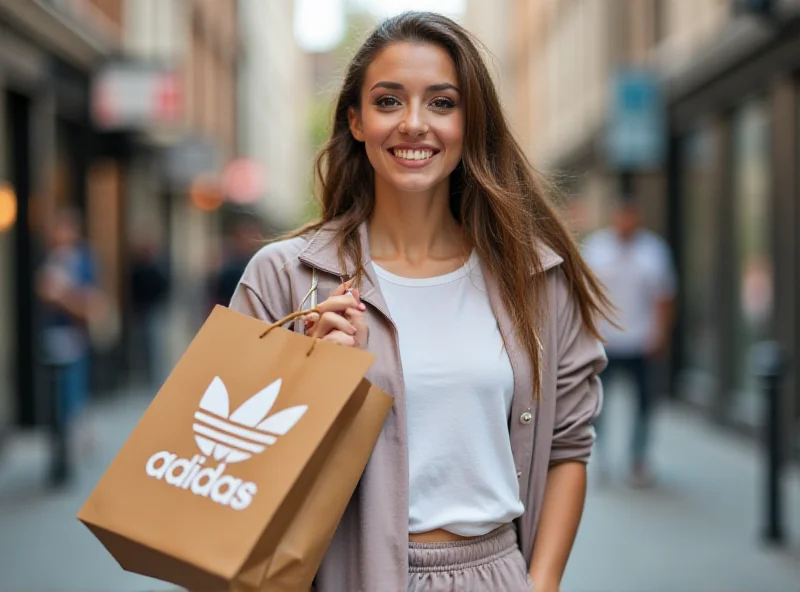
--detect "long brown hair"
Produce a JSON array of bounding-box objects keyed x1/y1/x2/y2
[{"x1": 294, "y1": 11, "x2": 612, "y2": 397}]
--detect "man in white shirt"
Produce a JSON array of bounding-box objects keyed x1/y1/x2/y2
[{"x1": 582, "y1": 196, "x2": 677, "y2": 487}]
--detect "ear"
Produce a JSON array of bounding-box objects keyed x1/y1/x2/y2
[{"x1": 348, "y1": 106, "x2": 365, "y2": 142}]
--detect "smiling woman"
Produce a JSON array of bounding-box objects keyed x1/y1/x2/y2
[
  {"x1": 230, "y1": 11, "x2": 612, "y2": 592},
  {"x1": 349, "y1": 43, "x2": 464, "y2": 196}
]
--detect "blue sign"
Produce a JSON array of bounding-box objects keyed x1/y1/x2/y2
[{"x1": 604, "y1": 70, "x2": 666, "y2": 170}]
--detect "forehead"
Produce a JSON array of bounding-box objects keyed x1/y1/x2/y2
[{"x1": 363, "y1": 42, "x2": 458, "y2": 89}]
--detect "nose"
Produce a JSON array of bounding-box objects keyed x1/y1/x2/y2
[{"x1": 398, "y1": 104, "x2": 428, "y2": 137}]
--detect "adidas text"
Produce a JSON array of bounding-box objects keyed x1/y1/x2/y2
[{"x1": 145, "y1": 451, "x2": 257, "y2": 511}]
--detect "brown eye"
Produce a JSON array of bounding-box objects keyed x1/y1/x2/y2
[
  {"x1": 376, "y1": 96, "x2": 401, "y2": 108},
  {"x1": 430, "y1": 97, "x2": 456, "y2": 110}
]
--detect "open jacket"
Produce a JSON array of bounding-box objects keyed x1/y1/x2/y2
[{"x1": 230, "y1": 220, "x2": 606, "y2": 592}]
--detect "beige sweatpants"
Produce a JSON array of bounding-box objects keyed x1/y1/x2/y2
[{"x1": 407, "y1": 524, "x2": 534, "y2": 592}]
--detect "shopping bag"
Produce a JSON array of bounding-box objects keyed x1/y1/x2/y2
[{"x1": 77, "y1": 305, "x2": 393, "y2": 591}]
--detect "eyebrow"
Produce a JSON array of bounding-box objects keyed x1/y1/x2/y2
[{"x1": 369, "y1": 81, "x2": 461, "y2": 94}]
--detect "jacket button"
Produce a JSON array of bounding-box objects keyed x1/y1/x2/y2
[
  {"x1": 516, "y1": 470, "x2": 522, "y2": 478},
  {"x1": 520, "y1": 411, "x2": 533, "y2": 424}
]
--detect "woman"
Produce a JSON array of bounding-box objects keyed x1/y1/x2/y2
[{"x1": 231, "y1": 11, "x2": 611, "y2": 592}]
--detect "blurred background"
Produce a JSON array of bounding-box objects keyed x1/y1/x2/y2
[{"x1": 0, "y1": 0, "x2": 799, "y2": 590}]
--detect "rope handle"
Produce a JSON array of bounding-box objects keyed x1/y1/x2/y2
[
  {"x1": 259, "y1": 306, "x2": 322, "y2": 356},
  {"x1": 259, "y1": 307, "x2": 321, "y2": 339},
  {"x1": 259, "y1": 269, "x2": 323, "y2": 355}
]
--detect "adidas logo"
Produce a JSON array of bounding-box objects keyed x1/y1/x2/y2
[
  {"x1": 193, "y1": 376, "x2": 308, "y2": 464},
  {"x1": 144, "y1": 377, "x2": 307, "y2": 511}
]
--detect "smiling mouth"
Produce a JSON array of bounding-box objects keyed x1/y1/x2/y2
[{"x1": 389, "y1": 148, "x2": 438, "y2": 162}]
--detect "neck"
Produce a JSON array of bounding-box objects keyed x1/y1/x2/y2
[{"x1": 368, "y1": 176, "x2": 466, "y2": 263}]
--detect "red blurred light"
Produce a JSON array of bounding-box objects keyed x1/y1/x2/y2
[{"x1": 223, "y1": 159, "x2": 265, "y2": 205}]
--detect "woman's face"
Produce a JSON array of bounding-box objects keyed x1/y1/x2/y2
[{"x1": 349, "y1": 42, "x2": 464, "y2": 195}]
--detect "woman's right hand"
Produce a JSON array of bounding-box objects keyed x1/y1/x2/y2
[{"x1": 303, "y1": 282, "x2": 368, "y2": 348}]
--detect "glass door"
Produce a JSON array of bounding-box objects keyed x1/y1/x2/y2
[
  {"x1": 731, "y1": 98, "x2": 772, "y2": 424},
  {"x1": 677, "y1": 122, "x2": 719, "y2": 406}
]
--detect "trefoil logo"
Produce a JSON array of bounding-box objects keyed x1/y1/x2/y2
[{"x1": 145, "y1": 377, "x2": 307, "y2": 511}]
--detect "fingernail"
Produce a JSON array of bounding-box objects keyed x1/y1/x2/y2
[{"x1": 358, "y1": 303, "x2": 366, "y2": 311}]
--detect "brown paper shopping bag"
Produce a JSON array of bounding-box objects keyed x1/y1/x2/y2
[{"x1": 77, "y1": 305, "x2": 392, "y2": 592}]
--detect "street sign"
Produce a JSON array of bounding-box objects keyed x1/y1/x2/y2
[
  {"x1": 604, "y1": 69, "x2": 666, "y2": 171},
  {"x1": 92, "y1": 61, "x2": 182, "y2": 131}
]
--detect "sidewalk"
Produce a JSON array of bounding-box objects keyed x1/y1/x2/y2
[
  {"x1": 564, "y1": 388, "x2": 800, "y2": 592},
  {"x1": 0, "y1": 390, "x2": 166, "y2": 592},
  {"x1": 0, "y1": 386, "x2": 798, "y2": 591}
]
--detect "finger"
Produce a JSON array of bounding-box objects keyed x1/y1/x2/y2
[
  {"x1": 313, "y1": 311, "x2": 356, "y2": 338},
  {"x1": 320, "y1": 330, "x2": 356, "y2": 347},
  {"x1": 344, "y1": 308, "x2": 369, "y2": 348},
  {"x1": 304, "y1": 322, "x2": 318, "y2": 336},
  {"x1": 344, "y1": 307, "x2": 366, "y2": 323},
  {"x1": 330, "y1": 282, "x2": 349, "y2": 297},
  {"x1": 337, "y1": 279, "x2": 363, "y2": 300},
  {"x1": 340, "y1": 291, "x2": 366, "y2": 312},
  {"x1": 303, "y1": 312, "x2": 320, "y2": 333},
  {"x1": 316, "y1": 294, "x2": 361, "y2": 315},
  {"x1": 348, "y1": 287, "x2": 364, "y2": 307}
]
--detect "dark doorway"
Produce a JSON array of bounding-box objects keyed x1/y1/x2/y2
[{"x1": 6, "y1": 90, "x2": 36, "y2": 427}]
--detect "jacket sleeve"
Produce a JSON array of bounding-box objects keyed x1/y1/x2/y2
[
  {"x1": 228, "y1": 244, "x2": 296, "y2": 324},
  {"x1": 229, "y1": 281, "x2": 277, "y2": 323},
  {"x1": 549, "y1": 268, "x2": 607, "y2": 464}
]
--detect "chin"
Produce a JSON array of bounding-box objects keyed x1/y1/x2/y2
[{"x1": 387, "y1": 173, "x2": 446, "y2": 194}]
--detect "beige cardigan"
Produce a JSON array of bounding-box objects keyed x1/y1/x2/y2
[{"x1": 230, "y1": 219, "x2": 606, "y2": 592}]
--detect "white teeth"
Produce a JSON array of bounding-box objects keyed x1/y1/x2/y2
[{"x1": 393, "y1": 149, "x2": 434, "y2": 161}]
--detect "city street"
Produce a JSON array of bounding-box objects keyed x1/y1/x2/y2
[
  {"x1": 0, "y1": 386, "x2": 798, "y2": 592},
  {"x1": 566, "y1": 389, "x2": 800, "y2": 592},
  {"x1": 2, "y1": 1, "x2": 800, "y2": 591}
]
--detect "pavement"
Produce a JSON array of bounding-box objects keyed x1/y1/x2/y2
[
  {"x1": 0, "y1": 385, "x2": 798, "y2": 592},
  {"x1": 564, "y1": 388, "x2": 800, "y2": 592},
  {"x1": 0, "y1": 390, "x2": 166, "y2": 592}
]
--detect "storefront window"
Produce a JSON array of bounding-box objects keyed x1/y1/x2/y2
[
  {"x1": 678, "y1": 123, "x2": 719, "y2": 404},
  {"x1": 731, "y1": 99, "x2": 772, "y2": 417}
]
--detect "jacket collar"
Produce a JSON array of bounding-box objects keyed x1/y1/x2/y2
[
  {"x1": 297, "y1": 219, "x2": 565, "y2": 277},
  {"x1": 297, "y1": 218, "x2": 372, "y2": 279},
  {"x1": 298, "y1": 219, "x2": 565, "y2": 323},
  {"x1": 297, "y1": 219, "x2": 392, "y2": 320}
]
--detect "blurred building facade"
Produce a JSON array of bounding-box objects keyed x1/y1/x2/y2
[
  {"x1": 238, "y1": 0, "x2": 311, "y2": 231},
  {"x1": 0, "y1": 0, "x2": 244, "y2": 436},
  {"x1": 0, "y1": 0, "x2": 118, "y2": 434},
  {"x1": 470, "y1": 0, "x2": 800, "y2": 457},
  {"x1": 113, "y1": 0, "x2": 240, "y2": 379},
  {"x1": 462, "y1": 0, "x2": 511, "y2": 96}
]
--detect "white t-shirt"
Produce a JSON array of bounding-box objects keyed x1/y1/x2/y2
[
  {"x1": 372, "y1": 252, "x2": 525, "y2": 537},
  {"x1": 582, "y1": 228, "x2": 677, "y2": 356}
]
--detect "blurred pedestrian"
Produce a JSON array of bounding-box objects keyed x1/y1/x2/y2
[
  {"x1": 582, "y1": 194, "x2": 677, "y2": 487},
  {"x1": 129, "y1": 236, "x2": 170, "y2": 388},
  {"x1": 229, "y1": 12, "x2": 611, "y2": 592},
  {"x1": 36, "y1": 207, "x2": 105, "y2": 487},
  {"x1": 209, "y1": 217, "x2": 261, "y2": 308}
]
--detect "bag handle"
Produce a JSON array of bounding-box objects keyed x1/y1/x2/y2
[
  {"x1": 259, "y1": 269, "x2": 322, "y2": 354},
  {"x1": 259, "y1": 308, "x2": 321, "y2": 337},
  {"x1": 259, "y1": 307, "x2": 322, "y2": 356}
]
